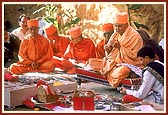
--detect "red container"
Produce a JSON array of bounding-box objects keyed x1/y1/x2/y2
[{"x1": 73, "y1": 97, "x2": 94, "y2": 110}]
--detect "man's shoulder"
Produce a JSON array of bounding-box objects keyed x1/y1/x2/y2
[
  {"x1": 37, "y1": 34, "x2": 50, "y2": 42},
  {"x1": 59, "y1": 36, "x2": 70, "y2": 41},
  {"x1": 144, "y1": 61, "x2": 164, "y2": 78},
  {"x1": 97, "y1": 39, "x2": 104, "y2": 46},
  {"x1": 126, "y1": 26, "x2": 140, "y2": 36},
  {"x1": 12, "y1": 27, "x2": 21, "y2": 33},
  {"x1": 148, "y1": 61, "x2": 164, "y2": 68},
  {"x1": 80, "y1": 38, "x2": 95, "y2": 47},
  {"x1": 40, "y1": 34, "x2": 49, "y2": 39},
  {"x1": 83, "y1": 38, "x2": 94, "y2": 42}
]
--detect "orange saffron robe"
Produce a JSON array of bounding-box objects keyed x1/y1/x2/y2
[
  {"x1": 50, "y1": 36, "x2": 70, "y2": 68},
  {"x1": 51, "y1": 36, "x2": 70, "y2": 57},
  {"x1": 100, "y1": 26, "x2": 143, "y2": 88},
  {"x1": 64, "y1": 38, "x2": 96, "y2": 63},
  {"x1": 9, "y1": 34, "x2": 55, "y2": 74},
  {"x1": 96, "y1": 39, "x2": 105, "y2": 59}
]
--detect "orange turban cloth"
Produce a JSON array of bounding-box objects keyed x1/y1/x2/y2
[
  {"x1": 44, "y1": 23, "x2": 58, "y2": 36},
  {"x1": 112, "y1": 12, "x2": 128, "y2": 24},
  {"x1": 69, "y1": 26, "x2": 82, "y2": 38},
  {"x1": 27, "y1": 19, "x2": 38, "y2": 28},
  {"x1": 102, "y1": 23, "x2": 114, "y2": 32}
]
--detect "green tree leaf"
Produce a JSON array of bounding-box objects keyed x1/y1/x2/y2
[
  {"x1": 129, "y1": 4, "x2": 142, "y2": 10},
  {"x1": 133, "y1": 21, "x2": 149, "y2": 30}
]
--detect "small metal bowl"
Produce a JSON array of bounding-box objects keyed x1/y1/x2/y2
[{"x1": 110, "y1": 102, "x2": 121, "y2": 111}]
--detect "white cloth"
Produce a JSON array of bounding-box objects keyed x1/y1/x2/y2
[
  {"x1": 38, "y1": 19, "x2": 47, "y2": 37},
  {"x1": 12, "y1": 27, "x2": 30, "y2": 40},
  {"x1": 117, "y1": 63, "x2": 142, "y2": 77},
  {"x1": 159, "y1": 39, "x2": 164, "y2": 49}
]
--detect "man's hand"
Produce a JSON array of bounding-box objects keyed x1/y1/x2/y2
[
  {"x1": 120, "y1": 87, "x2": 126, "y2": 94},
  {"x1": 104, "y1": 45, "x2": 113, "y2": 54},
  {"x1": 113, "y1": 41, "x2": 120, "y2": 49},
  {"x1": 31, "y1": 62, "x2": 39, "y2": 70}
]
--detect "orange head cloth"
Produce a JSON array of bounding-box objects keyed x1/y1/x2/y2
[
  {"x1": 112, "y1": 12, "x2": 128, "y2": 24},
  {"x1": 44, "y1": 23, "x2": 58, "y2": 36},
  {"x1": 102, "y1": 23, "x2": 114, "y2": 32},
  {"x1": 69, "y1": 26, "x2": 82, "y2": 38},
  {"x1": 27, "y1": 19, "x2": 38, "y2": 28}
]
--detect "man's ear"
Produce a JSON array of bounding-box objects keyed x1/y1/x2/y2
[{"x1": 145, "y1": 56, "x2": 150, "y2": 61}]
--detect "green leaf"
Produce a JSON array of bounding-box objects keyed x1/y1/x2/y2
[
  {"x1": 71, "y1": 17, "x2": 81, "y2": 24},
  {"x1": 45, "y1": 4, "x2": 51, "y2": 11},
  {"x1": 138, "y1": 23, "x2": 149, "y2": 30},
  {"x1": 64, "y1": 22, "x2": 71, "y2": 27},
  {"x1": 43, "y1": 17, "x2": 56, "y2": 24},
  {"x1": 43, "y1": 17, "x2": 50, "y2": 23},
  {"x1": 133, "y1": 21, "x2": 149, "y2": 30},
  {"x1": 133, "y1": 21, "x2": 140, "y2": 29},
  {"x1": 75, "y1": 17, "x2": 81, "y2": 22},
  {"x1": 63, "y1": 17, "x2": 81, "y2": 28},
  {"x1": 129, "y1": 4, "x2": 142, "y2": 10},
  {"x1": 49, "y1": 5, "x2": 58, "y2": 15}
]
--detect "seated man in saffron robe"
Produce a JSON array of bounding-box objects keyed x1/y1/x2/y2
[
  {"x1": 61, "y1": 26, "x2": 96, "y2": 71},
  {"x1": 96, "y1": 23, "x2": 114, "y2": 59},
  {"x1": 120, "y1": 45, "x2": 164, "y2": 104},
  {"x1": 8, "y1": 19, "x2": 55, "y2": 75},
  {"x1": 43, "y1": 23, "x2": 70, "y2": 68},
  {"x1": 87, "y1": 23, "x2": 114, "y2": 71},
  {"x1": 100, "y1": 12, "x2": 144, "y2": 88}
]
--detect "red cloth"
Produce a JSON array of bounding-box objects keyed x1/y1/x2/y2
[
  {"x1": 4, "y1": 73, "x2": 18, "y2": 81},
  {"x1": 76, "y1": 68, "x2": 108, "y2": 81},
  {"x1": 120, "y1": 79, "x2": 132, "y2": 86},
  {"x1": 4, "y1": 73, "x2": 13, "y2": 81},
  {"x1": 44, "y1": 103, "x2": 57, "y2": 110},
  {"x1": 22, "y1": 97, "x2": 35, "y2": 109},
  {"x1": 75, "y1": 68, "x2": 140, "y2": 86},
  {"x1": 122, "y1": 94, "x2": 143, "y2": 103},
  {"x1": 73, "y1": 97, "x2": 94, "y2": 110}
]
